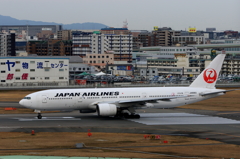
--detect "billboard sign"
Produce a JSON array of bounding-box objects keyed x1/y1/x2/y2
[
  {"x1": 117, "y1": 66, "x2": 133, "y2": 71},
  {"x1": 153, "y1": 26, "x2": 158, "y2": 31},
  {"x1": 188, "y1": 28, "x2": 196, "y2": 33}
]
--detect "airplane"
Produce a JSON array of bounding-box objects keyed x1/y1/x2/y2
[{"x1": 19, "y1": 52, "x2": 234, "y2": 119}]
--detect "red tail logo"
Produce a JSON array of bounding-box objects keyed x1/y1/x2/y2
[{"x1": 203, "y1": 68, "x2": 217, "y2": 83}]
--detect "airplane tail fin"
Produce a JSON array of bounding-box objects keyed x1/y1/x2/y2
[{"x1": 189, "y1": 52, "x2": 226, "y2": 89}]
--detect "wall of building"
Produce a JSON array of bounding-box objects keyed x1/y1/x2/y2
[
  {"x1": 83, "y1": 53, "x2": 114, "y2": 69},
  {"x1": 0, "y1": 57, "x2": 69, "y2": 86}
]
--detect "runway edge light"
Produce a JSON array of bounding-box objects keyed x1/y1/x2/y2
[{"x1": 31, "y1": 130, "x2": 35, "y2": 135}]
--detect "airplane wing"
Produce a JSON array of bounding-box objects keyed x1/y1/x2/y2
[
  {"x1": 92, "y1": 95, "x2": 187, "y2": 105},
  {"x1": 199, "y1": 89, "x2": 239, "y2": 96},
  {"x1": 118, "y1": 96, "x2": 184, "y2": 104}
]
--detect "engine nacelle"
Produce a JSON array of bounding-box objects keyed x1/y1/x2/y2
[{"x1": 97, "y1": 103, "x2": 117, "y2": 116}]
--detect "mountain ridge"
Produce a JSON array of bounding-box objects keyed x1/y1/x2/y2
[{"x1": 0, "y1": 15, "x2": 108, "y2": 30}]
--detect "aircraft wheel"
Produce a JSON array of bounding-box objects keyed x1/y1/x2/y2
[
  {"x1": 123, "y1": 113, "x2": 129, "y2": 118},
  {"x1": 134, "y1": 114, "x2": 140, "y2": 119},
  {"x1": 37, "y1": 113, "x2": 42, "y2": 119}
]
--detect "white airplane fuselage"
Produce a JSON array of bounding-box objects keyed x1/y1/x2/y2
[{"x1": 20, "y1": 87, "x2": 224, "y2": 111}]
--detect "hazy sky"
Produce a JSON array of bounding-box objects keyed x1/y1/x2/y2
[{"x1": 0, "y1": 0, "x2": 239, "y2": 31}]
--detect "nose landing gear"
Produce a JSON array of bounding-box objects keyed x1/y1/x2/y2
[
  {"x1": 37, "y1": 113, "x2": 42, "y2": 119},
  {"x1": 34, "y1": 109, "x2": 42, "y2": 119}
]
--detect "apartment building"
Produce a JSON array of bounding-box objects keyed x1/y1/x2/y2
[
  {"x1": 0, "y1": 33, "x2": 15, "y2": 56},
  {"x1": 172, "y1": 36, "x2": 205, "y2": 45},
  {"x1": 152, "y1": 27, "x2": 181, "y2": 46},
  {"x1": 27, "y1": 39, "x2": 72, "y2": 56},
  {"x1": 72, "y1": 31, "x2": 93, "y2": 56},
  {"x1": 57, "y1": 30, "x2": 72, "y2": 40},
  {"x1": 92, "y1": 32, "x2": 109, "y2": 54},
  {"x1": 83, "y1": 53, "x2": 114, "y2": 70},
  {"x1": 222, "y1": 54, "x2": 240, "y2": 75},
  {"x1": 72, "y1": 30, "x2": 133, "y2": 63},
  {"x1": 106, "y1": 34, "x2": 132, "y2": 63},
  {"x1": 100, "y1": 28, "x2": 131, "y2": 35}
]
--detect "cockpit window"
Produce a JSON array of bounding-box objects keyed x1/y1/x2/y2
[{"x1": 23, "y1": 97, "x2": 31, "y2": 100}]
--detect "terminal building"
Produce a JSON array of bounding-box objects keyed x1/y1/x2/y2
[{"x1": 0, "y1": 57, "x2": 69, "y2": 86}]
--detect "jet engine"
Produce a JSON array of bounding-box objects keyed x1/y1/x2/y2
[{"x1": 97, "y1": 104, "x2": 117, "y2": 116}]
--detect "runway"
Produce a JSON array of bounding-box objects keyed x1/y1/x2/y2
[{"x1": 1, "y1": 102, "x2": 240, "y2": 145}]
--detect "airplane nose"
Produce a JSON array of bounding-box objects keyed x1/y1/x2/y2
[{"x1": 19, "y1": 100, "x2": 24, "y2": 106}]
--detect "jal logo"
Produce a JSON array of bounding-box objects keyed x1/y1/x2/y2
[{"x1": 203, "y1": 68, "x2": 217, "y2": 83}]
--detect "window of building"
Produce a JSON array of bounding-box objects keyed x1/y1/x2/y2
[
  {"x1": 102, "y1": 56, "x2": 104, "y2": 58},
  {"x1": 15, "y1": 69, "x2": 20, "y2": 72},
  {"x1": 1, "y1": 80, "x2": 6, "y2": 82},
  {"x1": 59, "y1": 69, "x2": 64, "y2": 71},
  {"x1": 1, "y1": 62, "x2": 5, "y2": 65},
  {"x1": 83, "y1": 68, "x2": 85, "y2": 70},
  {"x1": 15, "y1": 77, "x2": 20, "y2": 80},
  {"x1": 45, "y1": 77, "x2": 49, "y2": 80},
  {"x1": 30, "y1": 61, "x2": 35, "y2": 64},
  {"x1": 1, "y1": 71, "x2": 5, "y2": 73},
  {"x1": 15, "y1": 61, "x2": 20, "y2": 64},
  {"x1": 30, "y1": 69, "x2": 35, "y2": 72},
  {"x1": 30, "y1": 77, "x2": 35, "y2": 80},
  {"x1": 59, "y1": 77, "x2": 64, "y2": 79},
  {"x1": 59, "y1": 61, "x2": 64, "y2": 63},
  {"x1": 45, "y1": 69, "x2": 50, "y2": 71}
]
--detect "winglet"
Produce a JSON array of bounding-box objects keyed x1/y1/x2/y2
[{"x1": 189, "y1": 51, "x2": 226, "y2": 89}]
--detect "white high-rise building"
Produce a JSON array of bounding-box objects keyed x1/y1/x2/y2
[
  {"x1": 91, "y1": 33, "x2": 109, "y2": 54},
  {"x1": 105, "y1": 34, "x2": 132, "y2": 62},
  {"x1": 72, "y1": 30, "x2": 133, "y2": 63},
  {"x1": 72, "y1": 31, "x2": 109, "y2": 55}
]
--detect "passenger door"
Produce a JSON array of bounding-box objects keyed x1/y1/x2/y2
[{"x1": 42, "y1": 95, "x2": 47, "y2": 103}]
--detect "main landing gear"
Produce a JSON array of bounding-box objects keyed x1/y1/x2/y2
[
  {"x1": 123, "y1": 113, "x2": 140, "y2": 119},
  {"x1": 115, "y1": 109, "x2": 140, "y2": 119}
]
